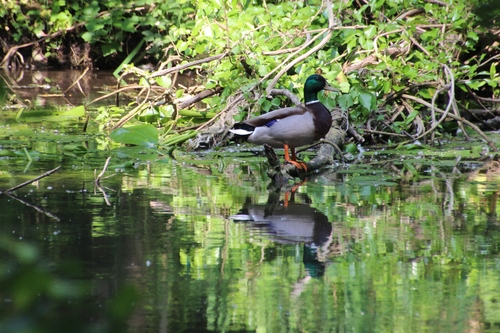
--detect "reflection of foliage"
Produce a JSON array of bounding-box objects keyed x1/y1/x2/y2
[
  {"x1": 0, "y1": 236, "x2": 137, "y2": 333},
  {"x1": 2, "y1": 142, "x2": 500, "y2": 331},
  {"x1": 142, "y1": 156, "x2": 500, "y2": 332}
]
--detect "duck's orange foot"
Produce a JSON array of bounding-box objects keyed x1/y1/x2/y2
[{"x1": 286, "y1": 160, "x2": 308, "y2": 171}]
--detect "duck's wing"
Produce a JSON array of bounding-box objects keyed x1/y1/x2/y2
[{"x1": 243, "y1": 106, "x2": 307, "y2": 127}]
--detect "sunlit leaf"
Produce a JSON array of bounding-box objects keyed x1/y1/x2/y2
[
  {"x1": 358, "y1": 91, "x2": 376, "y2": 111},
  {"x1": 155, "y1": 75, "x2": 172, "y2": 88},
  {"x1": 45, "y1": 106, "x2": 86, "y2": 122},
  {"x1": 110, "y1": 124, "x2": 159, "y2": 146}
]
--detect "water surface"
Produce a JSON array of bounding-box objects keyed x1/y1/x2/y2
[{"x1": 1, "y1": 69, "x2": 499, "y2": 333}]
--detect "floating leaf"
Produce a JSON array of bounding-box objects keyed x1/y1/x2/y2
[
  {"x1": 0, "y1": 149, "x2": 19, "y2": 157},
  {"x1": 63, "y1": 144, "x2": 88, "y2": 157},
  {"x1": 60, "y1": 105, "x2": 85, "y2": 117},
  {"x1": 112, "y1": 146, "x2": 159, "y2": 161},
  {"x1": 45, "y1": 106, "x2": 85, "y2": 122},
  {"x1": 110, "y1": 124, "x2": 158, "y2": 147}
]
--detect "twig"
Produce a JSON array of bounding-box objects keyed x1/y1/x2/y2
[
  {"x1": 148, "y1": 53, "x2": 228, "y2": 79},
  {"x1": 478, "y1": 53, "x2": 500, "y2": 69},
  {"x1": 196, "y1": 94, "x2": 245, "y2": 131},
  {"x1": 362, "y1": 128, "x2": 406, "y2": 137},
  {"x1": 374, "y1": 29, "x2": 403, "y2": 55},
  {"x1": 265, "y1": 0, "x2": 335, "y2": 96},
  {"x1": 95, "y1": 156, "x2": 112, "y2": 185},
  {"x1": 85, "y1": 84, "x2": 147, "y2": 107},
  {"x1": 62, "y1": 67, "x2": 90, "y2": 95},
  {"x1": 423, "y1": 0, "x2": 448, "y2": 6},
  {"x1": 402, "y1": 93, "x2": 498, "y2": 151},
  {"x1": 348, "y1": 125, "x2": 366, "y2": 142},
  {"x1": 261, "y1": 28, "x2": 328, "y2": 93},
  {"x1": 394, "y1": 8, "x2": 424, "y2": 21},
  {"x1": 1, "y1": 166, "x2": 61, "y2": 194},
  {"x1": 95, "y1": 183, "x2": 112, "y2": 206},
  {"x1": 111, "y1": 84, "x2": 151, "y2": 130},
  {"x1": 178, "y1": 87, "x2": 223, "y2": 109},
  {"x1": 4, "y1": 192, "x2": 60, "y2": 221},
  {"x1": 269, "y1": 89, "x2": 302, "y2": 105}
]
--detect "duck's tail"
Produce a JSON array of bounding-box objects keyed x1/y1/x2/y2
[{"x1": 228, "y1": 122, "x2": 254, "y2": 139}]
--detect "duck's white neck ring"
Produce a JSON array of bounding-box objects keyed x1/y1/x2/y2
[{"x1": 305, "y1": 100, "x2": 319, "y2": 105}]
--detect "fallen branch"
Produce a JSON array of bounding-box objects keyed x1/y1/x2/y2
[
  {"x1": 63, "y1": 67, "x2": 90, "y2": 95},
  {"x1": 269, "y1": 89, "x2": 301, "y2": 105},
  {"x1": 178, "y1": 87, "x2": 223, "y2": 109},
  {"x1": 4, "y1": 192, "x2": 60, "y2": 221},
  {"x1": 95, "y1": 156, "x2": 112, "y2": 185},
  {"x1": 1, "y1": 23, "x2": 86, "y2": 67},
  {"x1": 402, "y1": 93, "x2": 498, "y2": 151},
  {"x1": 148, "y1": 53, "x2": 228, "y2": 79},
  {"x1": 1, "y1": 166, "x2": 61, "y2": 194}
]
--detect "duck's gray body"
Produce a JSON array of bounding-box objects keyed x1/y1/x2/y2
[{"x1": 229, "y1": 75, "x2": 336, "y2": 150}]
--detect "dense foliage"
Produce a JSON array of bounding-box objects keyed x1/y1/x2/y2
[{"x1": 1, "y1": 0, "x2": 499, "y2": 148}]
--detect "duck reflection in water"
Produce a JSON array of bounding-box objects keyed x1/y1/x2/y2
[{"x1": 231, "y1": 187, "x2": 332, "y2": 278}]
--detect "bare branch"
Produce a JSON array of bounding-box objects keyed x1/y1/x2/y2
[{"x1": 2, "y1": 166, "x2": 61, "y2": 194}]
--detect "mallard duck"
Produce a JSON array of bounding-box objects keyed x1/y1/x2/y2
[{"x1": 229, "y1": 74, "x2": 338, "y2": 170}]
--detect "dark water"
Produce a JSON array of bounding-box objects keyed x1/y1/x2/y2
[
  {"x1": 1, "y1": 69, "x2": 119, "y2": 108},
  {"x1": 1, "y1": 70, "x2": 500, "y2": 333},
  {"x1": 1, "y1": 157, "x2": 499, "y2": 332}
]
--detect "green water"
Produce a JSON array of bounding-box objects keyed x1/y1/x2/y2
[
  {"x1": 0, "y1": 151, "x2": 499, "y2": 332},
  {"x1": 1, "y1": 70, "x2": 500, "y2": 332}
]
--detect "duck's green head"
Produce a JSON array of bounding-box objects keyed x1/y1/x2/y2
[{"x1": 304, "y1": 74, "x2": 338, "y2": 103}]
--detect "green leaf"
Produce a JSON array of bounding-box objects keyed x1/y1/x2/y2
[
  {"x1": 110, "y1": 124, "x2": 159, "y2": 147},
  {"x1": 467, "y1": 30, "x2": 479, "y2": 42},
  {"x1": 364, "y1": 25, "x2": 377, "y2": 39},
  {"x1": 0, "y1": 149, "x2": 18, "y2": 157},
  {"x1": 490, "y1": 63, "x2": 497, "y2": 80},
  {"x1": 404, "y1": 111, "x2": 419, "y2": 125},
  {"x1": 258, "y1": 97, "x2": 272, "y2": 112},
  {"x1": 63, "y1": 144, "x2": 88, "y2": 157},
  {"x1": 155, "y1": 75, "x2": 172, "y2": 88},
  {"x1": 61, "y1": 105, "x2": 85, "y2": 116},
  {"x1": 45, "y1": 106, "x2": 86, "y2": 121},
  {"x1": 358, "y1": 91, "x2": 376, "y2": 111},
  {"x1": 102, "y1": 42, "x2": 120, "y2": 56},
  {"x1": 81, "y1": 31, "x2": 93, "y2": 42},
  {"x1": 86, "y1": 21, "x2": 104, "y2": 32},
  {"x1": 120, "y1": 16, "x2": 140, "y2": 32},
  {"x1": 338, "y1": 94, "x2": 354, "y2": 111},
  {"x1": 345, "y1": 143, "x2": 359, "y2": 154}
]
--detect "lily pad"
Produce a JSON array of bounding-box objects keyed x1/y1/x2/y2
[
  {"x1": 110, "y1": 124, "x2": 159, "y2": 147},
  {"x1": 45, "y1": 105, "x2": 86, "y2": 122}
]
